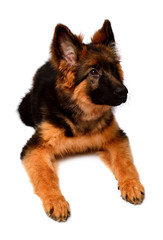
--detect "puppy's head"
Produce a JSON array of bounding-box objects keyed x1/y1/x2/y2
[{"x1": 51, "y1": 20, "x2": 128, "y2": 107}]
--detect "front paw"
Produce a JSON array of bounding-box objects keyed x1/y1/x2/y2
[
  {"x1": 118, "y1": 179, "x2": 145, "y2": 204},
  {"x1": 42, "y1": 195, "x2": 70, "y2": 222}
]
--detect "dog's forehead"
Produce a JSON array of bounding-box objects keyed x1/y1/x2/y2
[
  {"x1": 80, "y1": 43, "x2": 116, "y2": 69},
  {"x1": 88, "y1": 43, "x2": 113, "y2": 56}
]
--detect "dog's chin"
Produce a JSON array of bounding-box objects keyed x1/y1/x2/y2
[
  {"x1": 91, "y1": 96, "x2": 127, "y2": 107},
  {"x1": 109, "y1": 96, "x2": 127, "y2": 107}
]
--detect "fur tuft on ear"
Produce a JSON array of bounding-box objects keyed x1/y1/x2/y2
[
  {"x1": 91, "y1": 20, "x2": 115, "y2": 46},
  {"x1": 58, "y1": 31, "x2": 77, "y2": 65},
  {"x1": 51, "y1": 24, "x2": 82, "y2": 67}
]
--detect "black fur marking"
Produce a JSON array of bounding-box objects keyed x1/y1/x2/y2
[
  {"x1": 18, "y1": 61, "x2": 74, "y2": 137},
  {"x1": 103, "y1": 20, "x2": 115, "y2": 45},
  {"x1": 20, "y1": 131, "x2": 42, "y2": 160},
  {"x1": 18, "y1": 92, "x2": 34, "y2": 127},
  {"x1": 116, "y1": 129, "x2": 128, "y2": 140}
]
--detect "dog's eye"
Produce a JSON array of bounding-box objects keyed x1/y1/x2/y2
[{"x1": 89, "y1": 69, "x2": 99, "y2": 76}]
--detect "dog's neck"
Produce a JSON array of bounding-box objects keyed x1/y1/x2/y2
[
  {"x1": 65, "y1": 100, "x2": 113, "y2": 135},
  {"x1": 73, "y1": 109, "x2": 114, "y2": 135},
  {"x1": 56, "y1": 85, "x2": 113, "y2": 134},
  {"x1": 75, "y1": 98, "x2": 111, "y2": 121}
]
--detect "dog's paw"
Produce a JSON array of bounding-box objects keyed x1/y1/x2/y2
[
  {"x1": 43, "y1": 195, "x2": 70, "y2": 222},
  {"x1": 118, "y1": 179, "x2": 145, "y2": 204}
]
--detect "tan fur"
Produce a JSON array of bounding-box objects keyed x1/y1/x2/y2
[
  {"x1": 23, "y1": 146, "x2": 70, "y2": 222},
  {"x1": 58, "y1": 60, "x2": 76, "y2": 89},
  {"x1": 73, "y1": 80, "x2": 110, "y2": 121},
  {"x1": 116, "y1": 62, "x2": 124, "y2": 82},
  {"x1": 99, "y1": 139, "x2": 144, "y2": 203},
  {"x1": 91, "y1": 30, "x2": 106, "y2": 44},
  {"x1": 22, "y1": 120, "x2": 119, "y2": 221},
  {"x1": 39, "y1": 120, "x2": 118, "y2": 155},
  {"x1": 22, "y1": 119, "x2": 144, "y2": 222}
]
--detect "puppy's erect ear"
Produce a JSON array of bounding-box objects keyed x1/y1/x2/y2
[
  {"x1": 51, "y1": 24, "x2": 82, "y2": 67},
  {"x1": 91, "y1": 20, "x2": 115, "y2": 46}
]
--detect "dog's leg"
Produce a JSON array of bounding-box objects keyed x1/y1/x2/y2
[
  {"x1": 21, "y1": 133, "x2": 70, "y2": 222},
  {"x1": 99, "y1": 131, "x2": 145, "y2": 204}
]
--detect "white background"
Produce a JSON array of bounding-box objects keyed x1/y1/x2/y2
[{"x1": 0, "y1": 0, "x2": 163, "y2": 239}]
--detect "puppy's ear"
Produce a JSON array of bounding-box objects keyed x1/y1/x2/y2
[
  {"x1": 51, "y1": 24, "x2": 82, "y2": 67},
  {"x1": 91, "y1": 20, "x2": 115, "y2": 46}
]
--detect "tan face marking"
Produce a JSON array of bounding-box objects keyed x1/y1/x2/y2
[{"x1": 72, "y1": 80, "x2": 110, "y2": 121}]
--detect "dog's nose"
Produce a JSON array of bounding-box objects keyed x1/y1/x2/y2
[{"x1": 114, "y1": 85, "x2": 128, "y2": 99}]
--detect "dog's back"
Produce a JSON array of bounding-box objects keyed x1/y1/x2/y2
[
  {"x1": 18, "y1": 92, "x2": 34, "y2": 127},
  {"x1": 18, "y1": 61, "x2": 58, "y2": 128}
]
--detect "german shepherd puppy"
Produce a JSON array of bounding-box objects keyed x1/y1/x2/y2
[{"x1": 18, "y1": 20, "x2": 145, "y2": 222}]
